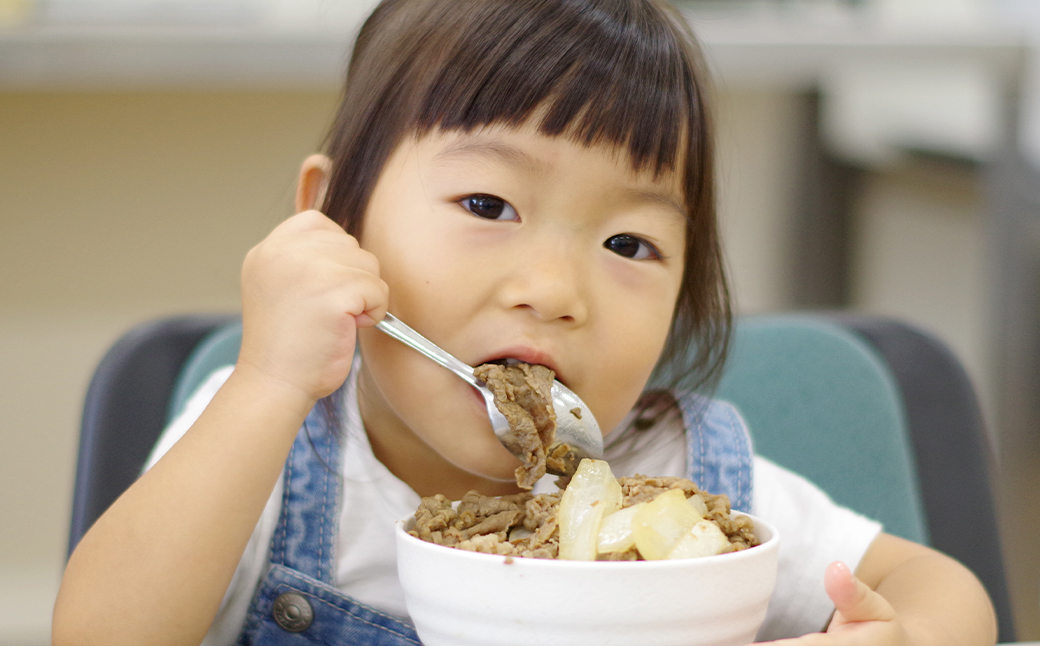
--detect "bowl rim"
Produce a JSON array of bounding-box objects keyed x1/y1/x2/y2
[{"x1": 397, "y1": 510, "x2": 779, "y2": 570}]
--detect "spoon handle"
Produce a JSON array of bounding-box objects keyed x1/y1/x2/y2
[{"x1": 374, "y1": 313, "x2": 480, "y2": 387}]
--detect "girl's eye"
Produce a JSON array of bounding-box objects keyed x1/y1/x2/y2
[
  {"x1": 459, "y1": 194, "x2": 519, "y2": 221},
  {"x1": 604, "y1": 234, "x2": 661, "y2": 260}
]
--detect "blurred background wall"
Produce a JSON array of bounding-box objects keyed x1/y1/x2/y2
[
  {"x1": 0, "y1": 90, "x2": 339, "y2": 645},
  {"x1": 1, "y1": 0, "x2": 1039, "y2": 644}
]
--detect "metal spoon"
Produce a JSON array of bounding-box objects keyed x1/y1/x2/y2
[{"x1": 374, "y1": 313, "x2": 603, "y2": 476}]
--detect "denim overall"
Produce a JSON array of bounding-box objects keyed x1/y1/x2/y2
[{"x1": 235, "y1": 390, "x2": 753, "y2": 646}]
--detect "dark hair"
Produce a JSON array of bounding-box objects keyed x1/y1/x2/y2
[{"x1": 322, "y1": 0, "x2": 731, "y2": 397}]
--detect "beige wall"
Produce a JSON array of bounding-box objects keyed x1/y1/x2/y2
[
  {"x1": 849, "y1": 163, "x2": 994, "y2": 422},
  {"x1": 0, "y1": 92, "x2": 339, "y2": 644},
  {"x1": 715, "y1": 91, "x2": 805, "y2": 314}
]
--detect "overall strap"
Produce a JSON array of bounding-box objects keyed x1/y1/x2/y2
[
  {"x1": 268, "y1": 399, "x2": 342, "y2": 585},
  {"x1": 236, "y1": 386, "x2": 422, "y2": 646},
  {"x1": 675, "y1": 393, "x2": 754, "y2": 513}
]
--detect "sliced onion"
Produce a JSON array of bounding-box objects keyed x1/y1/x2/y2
[
  {"x1": 558, "y1": 459, "x2": 622, "y2": 560},
  {"x1": 597, "y1": 502, "x2": 646, "y2": 554},
  {"x1": 687, "y1": 493, "x2": 709, "y2": 518},
  {"x1": 631, "y1": 489, "x2": 702, "y2": 560},
  {"x1": 668, "y1": 519, "x2": 731, "y2": 559}
]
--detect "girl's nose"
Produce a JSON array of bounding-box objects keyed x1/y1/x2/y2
[{"x1": 495, "y1": 248, "x2": 590, "y2": 325}]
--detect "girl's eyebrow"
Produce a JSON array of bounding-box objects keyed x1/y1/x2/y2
[
  {"x1": 617, "y1": 188, "x2": 687, "y2": 222},
  {"x1": 434, "y1": 140, "x2": 546, "y2": 174}
]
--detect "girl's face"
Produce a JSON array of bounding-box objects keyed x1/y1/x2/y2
[{"x1": 353, "y1": 120, "x2": 687, "y2": 497}]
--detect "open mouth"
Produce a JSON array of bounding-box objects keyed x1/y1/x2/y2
[
  {"x1": 483, "y1": 357, "x2": 526, "y2": 367},
  {"x1": 479, "y1": 357, "x2": 565, "y2": 386},
  {"x1": 474, "y1": 358, "x2": 525, "y2": 391},
  {"x1": 474, "y1": 347, "x2": 565, "y2": 386}
]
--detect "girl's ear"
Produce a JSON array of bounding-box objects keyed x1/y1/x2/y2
[{"x1": 296, "y1": 154, "x2": 333, "y2": 213}]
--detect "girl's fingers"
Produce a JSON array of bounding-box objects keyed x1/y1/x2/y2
[
  {"x1": 239, "y1": 209, "x2": 388, "y2": 399},
  {"x1": 281, "y1": 213, "x2": 381, "y2": 279},
  {"x1": 825, "y1": 561, "x2": 896, "y2": 625},
  {"x1": 753, "y1": 564, "x2": 905, "y2": 643},
  {"x1": 334, "y1": 270, "x2": 389, "y2": 323},
  {"x1": 355, "y1": 312, "x2": 378, "y2": 328}
]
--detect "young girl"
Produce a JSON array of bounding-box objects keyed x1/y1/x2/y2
[{"x1": 53, "y1": 1, "x2": 998, "y2": 645}]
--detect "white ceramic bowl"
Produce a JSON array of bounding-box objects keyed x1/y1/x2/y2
[{"x1": 396, "y1": 511, "x2": 779, "y2": 646}]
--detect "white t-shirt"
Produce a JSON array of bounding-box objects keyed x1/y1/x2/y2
[{"x1": 146, "y1": 366, "x2": 882, "y2": 644}]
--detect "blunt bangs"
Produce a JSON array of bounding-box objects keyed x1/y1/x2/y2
[{"x1": 411, "y1": 0, "x2": 698, "y2": 179}]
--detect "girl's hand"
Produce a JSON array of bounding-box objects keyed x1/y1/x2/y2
[
  {"x1": 756, "y1": 562, "x2": 910, "y2": 645},
  {"x1": 238, "y1": 209, "x2": 388, "y2": 402}
]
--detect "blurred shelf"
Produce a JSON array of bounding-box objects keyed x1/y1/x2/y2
[
  {"x1": 0, "y1": 15, "x2": 1025, "y2": 91},
  {"x1": 0, "y1": 25, "x2": 356, "y2": 90},
  {"x1": 692, "y1": 20, "x2": 1024, "y2": 90}
]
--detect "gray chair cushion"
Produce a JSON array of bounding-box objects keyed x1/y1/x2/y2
[{"x1": 69, "y1": 315, "x2": 237, "y2": 556}]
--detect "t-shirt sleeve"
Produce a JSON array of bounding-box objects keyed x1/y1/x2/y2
[
  {"x1": 142, "y1": 366, "x2": 279, "y2": 646},
  {"x1": 143, "y1": 365, "x2": 235, "y2": 472},
  {"x1": 752, "y1": 455, "x2": 883, "y2": 641}
]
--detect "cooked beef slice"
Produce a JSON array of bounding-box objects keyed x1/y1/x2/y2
[
  {"x1": 473, "y1": 363, "x2": 556, "y2": 489},
  {"x1": 619, "y1": 475, "x2": 702, "y2": 506},
  {"x1": 412, "y1": 474, "x2": 758, "y2": 559},
  {"x1": 411, "y1": 490, "x2": 562, "y2": 559}
]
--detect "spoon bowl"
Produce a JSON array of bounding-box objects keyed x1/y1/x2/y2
[{"x1": 374, "y1": 313, "x2": 603, "y2": 476}]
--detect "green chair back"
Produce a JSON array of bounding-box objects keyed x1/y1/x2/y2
[
  {"x1": 715, "y1": 315, "x2": 928, "y2": 543},
  {"x1": 165, "y1": 321, "x2": 243, "y2": 424}
]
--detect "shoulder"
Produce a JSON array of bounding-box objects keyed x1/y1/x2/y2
[
  {"x1": 752, "y1": 454, "x2": 882, "y2": 547},
  {"x1": 670, "y1": 393, "x2": 753, "y2": 455},
  {"x1": 621, "y1": 391, "x2": 752, "y2": 445},
  {"x1": 680, "y1": 394, "x2": 750, "y2": 435},
  {"x1": 673, "y1": 393, "x2": 754, "y2": 511}
]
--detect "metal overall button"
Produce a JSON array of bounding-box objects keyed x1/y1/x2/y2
[{"x1": 272, "y1": 592, "x2": 314, "y2": 632}]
